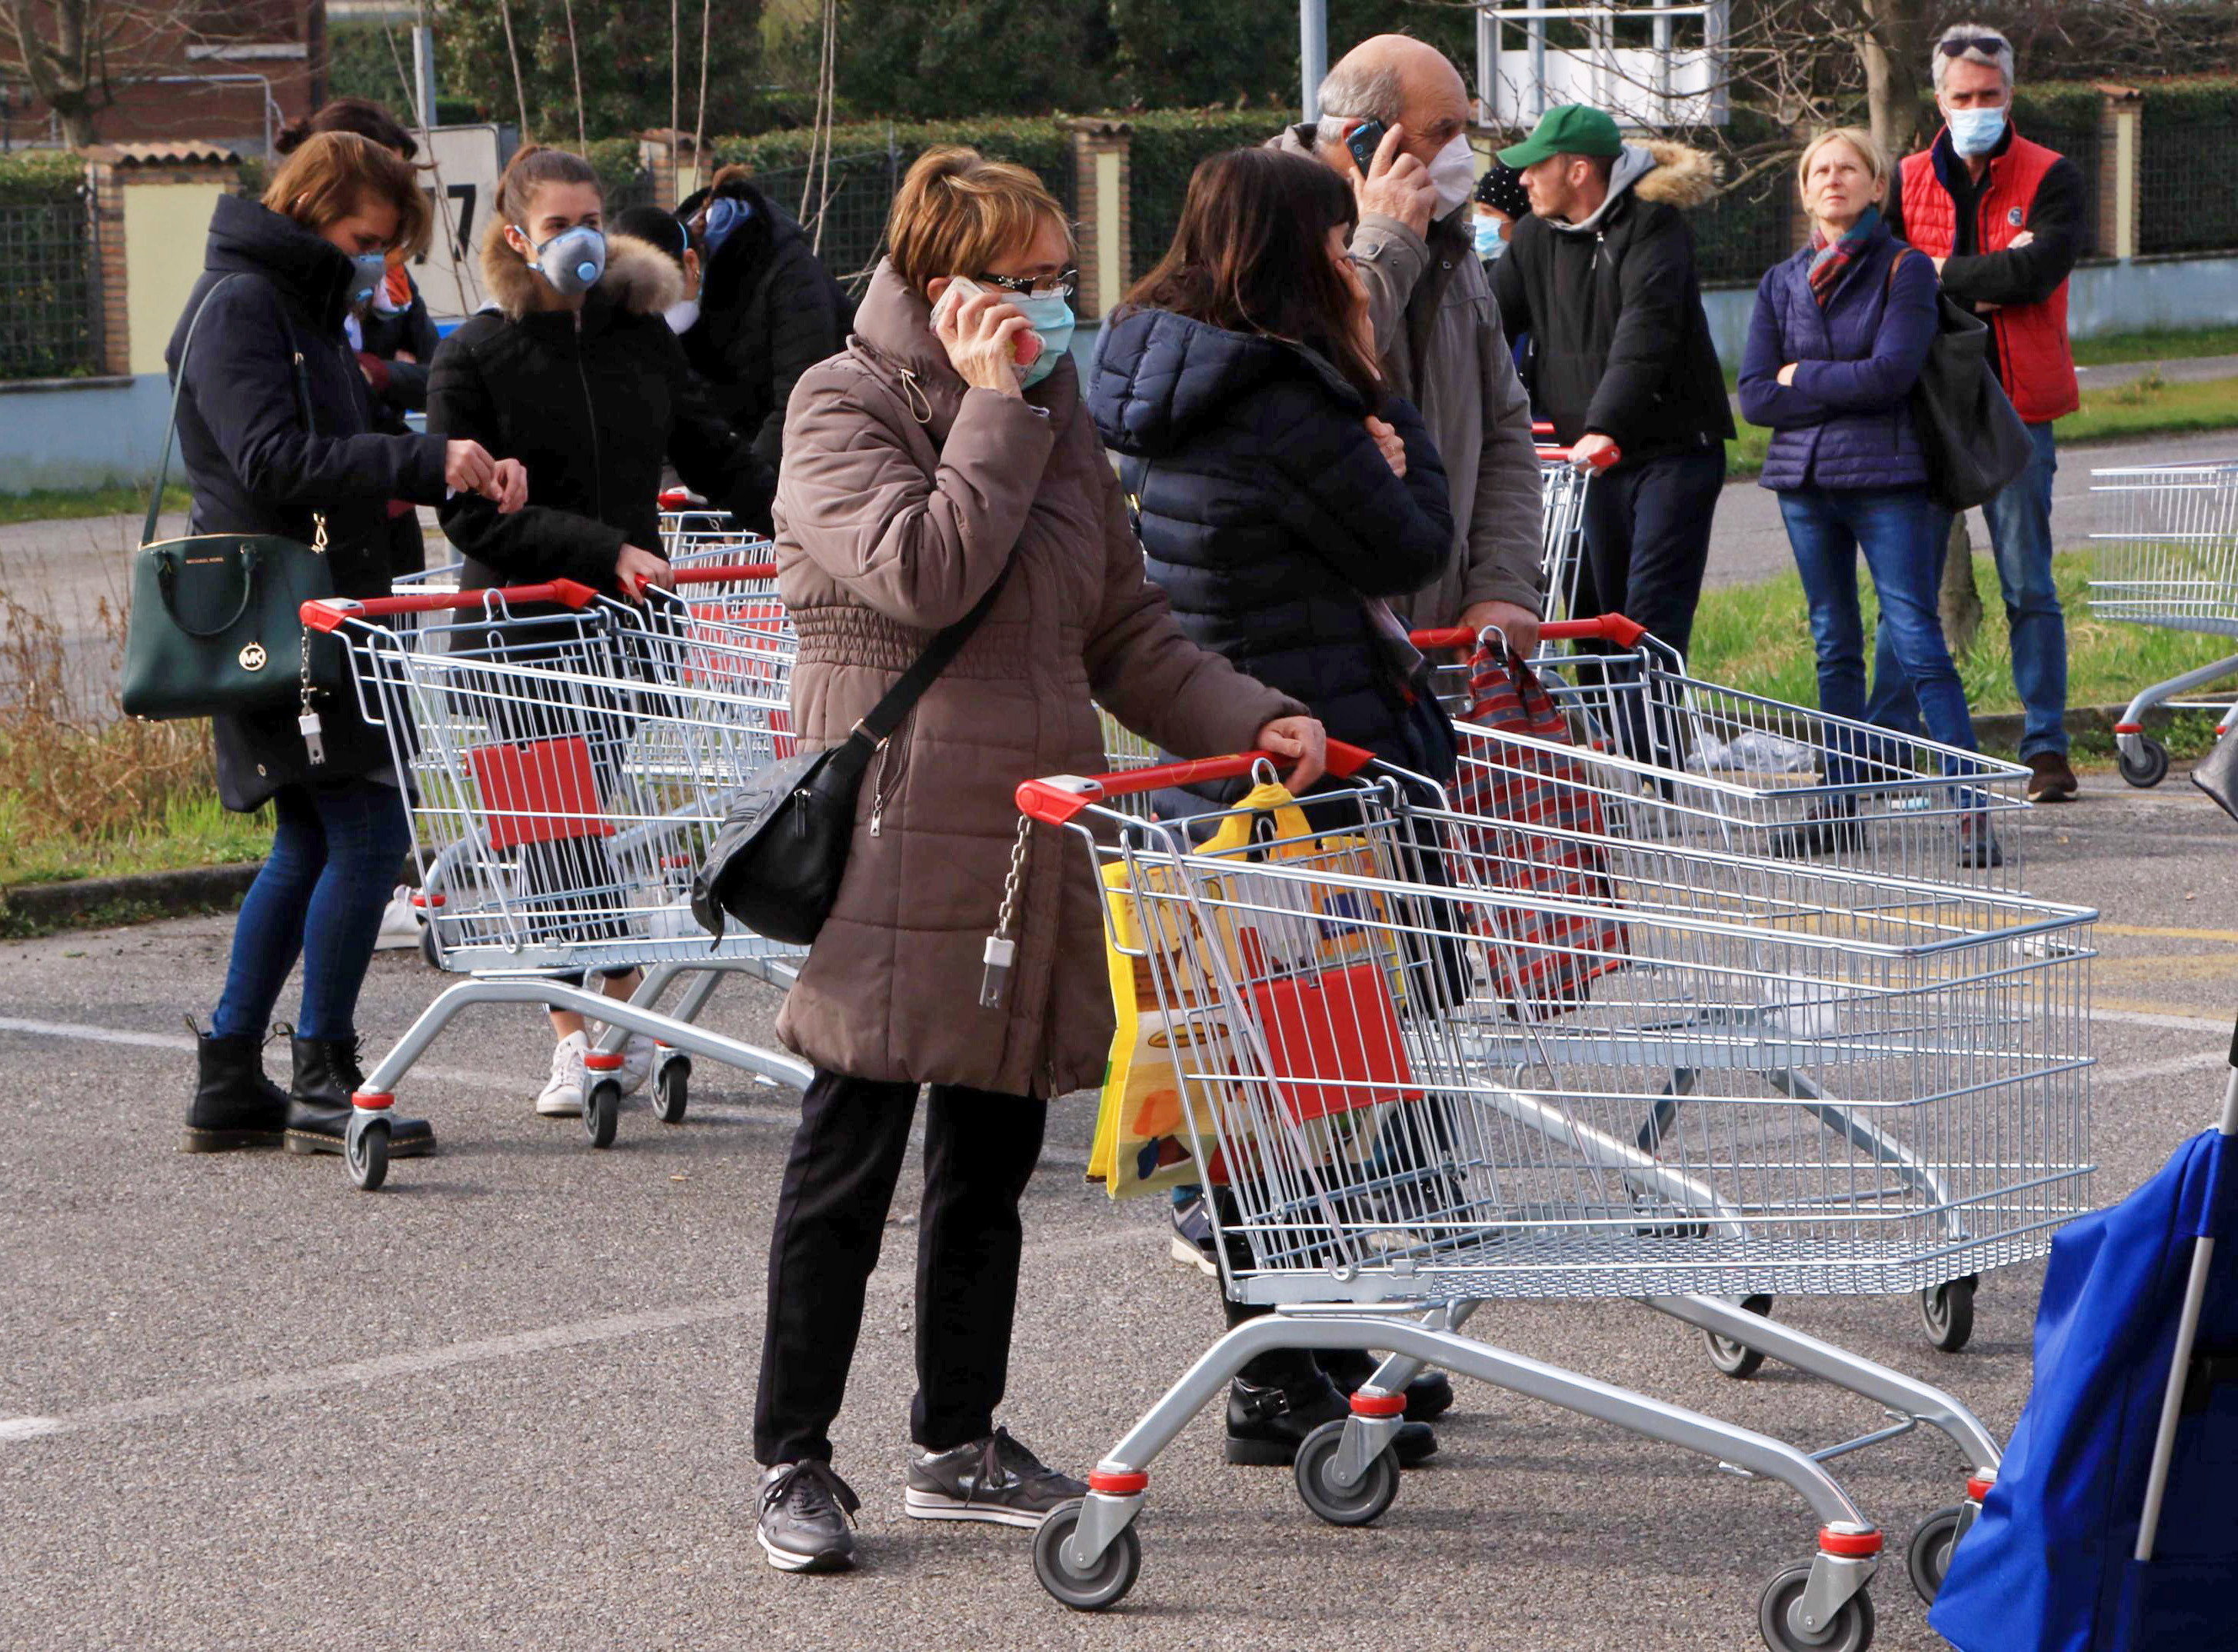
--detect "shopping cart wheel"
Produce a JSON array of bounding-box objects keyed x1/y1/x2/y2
[
  {"x1": 1918, "y1": 1276, "x2": 1976, "y2": 1352},
  {"x1": 1758, "y1": 1562, "x2": 1876, "y2": 1652},
  {"x1": 654, "y1": 1057, "x2": 690, "y2": 1125},
  {"x1": 418, "y1": 921, "x2": 441, "y2": 971},
  {"x1": 2117, "y1": 734, "x2": 2170, "y2": 789},
  {"x1": 1032, "y1": 1500, "x2": 1141, "y2": 1611},
  {"x1": 1293, "y1": 1420, "x2": 1400, "y2": 1527},
  {"x1": 1703, "y1": 1294, "x2": 1776, "y2": 1379},
  {"x1": 346, "y1": 1117, "x2": 389, "y2": 1192},
  {"x1": 1905, "y1": 1505, "x2": 1966, "y2": 1604},
  {"x1": 584, "y1": 1079, "x2": 621, "y2": 1150}
]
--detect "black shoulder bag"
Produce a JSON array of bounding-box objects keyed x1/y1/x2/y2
[
  {"x1": 1888, "y1": 248, "x2": 2034, "y2": 512},
  {"x1": 691, "y1": 561, "x2": 1014, "y2": 948}
]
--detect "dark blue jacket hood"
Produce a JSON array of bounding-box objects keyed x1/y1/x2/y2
[{"x1": 1091, "y1": 305, "x2": 1364, "y2": 457}]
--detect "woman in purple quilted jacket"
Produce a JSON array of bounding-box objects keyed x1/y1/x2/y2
[{"x1": 1740, "y1": 127, "x2": 1990, "y2": 863}]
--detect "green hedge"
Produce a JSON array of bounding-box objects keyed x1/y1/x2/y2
[
  {"x1": 2139, "y1": 78, "x2": 2238, "y2": 254},
  {"x1": 586, "y1": 136, "x2": 656, "y2": 214},
  {"x1": 1124, "y1": 108, "x2": 1291, "y2": 281},
  {"x1": 0, "y1": 151, "x2": 88, "y2": 207}
]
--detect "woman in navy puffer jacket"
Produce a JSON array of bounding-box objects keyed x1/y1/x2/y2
[
  {"x1": 1088, "y1": 147, "x2": 1455, "y2": 789},
  {"x1": 1740, "y1": 127, "x2": 1983, "y2": 844}
]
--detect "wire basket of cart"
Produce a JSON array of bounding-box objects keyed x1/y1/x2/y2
[
  {"x1": 1014, "y1": 743, "x2": 2093, "y2": 1646},
  {"x1": 2087, "y1": 461, "x2": 2238, "y2": 788},
  {"x1": 300, "y1": 571, "x2": 812, "y2": 1187}
]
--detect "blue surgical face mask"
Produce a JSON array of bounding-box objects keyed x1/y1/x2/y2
[
  {"x1": 1012, "y1": 288, "x2": 1075, "y2": 389},
  {"x1": 517, "y1": 223, "x2": 607, "y2": 295},
  {"x1": 1946, "y1": 103, "x2": 2007, "y2": 158},
  {"x1": 348, "y1": 251, "x2": 388, "y2": 306},
  {"x1": 1473, "y1": 215, "x2": 1507, "y2": 261}
]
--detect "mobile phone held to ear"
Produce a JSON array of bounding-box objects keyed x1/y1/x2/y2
[
  {"x1": 1346, "y1": 118, "x2": 1387, "y2": 176},
  {"x1": 928, "y1": 276, "x2": 1042, "y2": 383}
]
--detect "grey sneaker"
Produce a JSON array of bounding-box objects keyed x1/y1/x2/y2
[
  {"x1": 755, "y1": 1460, "x2": 860, "y2": 1573},
  {"x1": 903, "y1": 1427, "x2": 1086, "y2": 1528}
]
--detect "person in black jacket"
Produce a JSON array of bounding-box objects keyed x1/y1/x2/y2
[
  {"x1": 669, "y1": 166, "x2": 853, "y2": 535},
  {"x1": 1492, "y1": 105, "x2": 1733, "y2": 699},
  {"x1": 175, "y1": 132, "x2": 525, "y2": 1160},
  {"x1": 1088, "y1": 145, "x2": 1457, "y2": 1472},
  {"x1": 428, "y1": 142, "x2": 775, "y2": 1119},
  {"x1": 278, "y1": 98, "x2": 447, "y2": 575}
]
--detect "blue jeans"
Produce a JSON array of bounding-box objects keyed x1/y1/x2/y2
[
  {"x1": 1867, "y1": 421, "x2": 2068, "y2": 758},
  {"x1": 211, "y1": 778, "x2": 411, "y2": 1042},
  {"x1": 1780, "y1": 486, "x2": 1977, "y2": 783}
]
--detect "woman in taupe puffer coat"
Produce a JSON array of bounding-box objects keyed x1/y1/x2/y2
[{"x1": 746, "y1": 147, "x2": 1322, "y2": 1574}]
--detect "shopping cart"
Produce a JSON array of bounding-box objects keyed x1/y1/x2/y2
[
  {"x1": 1417, "y1": 615, "x2": 2033, "y2": 896},
  {"x1": 2088, "y1": 461, "x2": 2238, "y2": 788},
  {"x1": 1534, "y1": 438, "x2": 1609, "y2": 628},
  {"x1": 1016, "y1": 744, "x2": 2091, "y2": 1646},
  {"x1": 300, "y1": 571, "x2": 811, "y2": 1187},
  {"x1": 657, "y1": 486, "x2": 774, "y2": 568}
]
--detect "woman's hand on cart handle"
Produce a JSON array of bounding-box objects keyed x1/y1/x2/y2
[
  {"x1": 614, "y1": 544, "x2": 674, "y2": 602},
  {"x1": 1255, "y1": 715, "x2": 1328, "y2": 791},
  {"x1": 1567, "y1": 432, "x2": 1621, "y2": 471},
  {"x1": 301, "y1": 579, "x2": 602, "y2": 630},
  {"x1": 1015, "y1": 734, "x2": 1373, "y2": 825}
]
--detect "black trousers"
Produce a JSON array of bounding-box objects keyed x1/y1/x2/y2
[{"x1": 752, "y1": 1068, "x2": 1048, "y2": 1466}]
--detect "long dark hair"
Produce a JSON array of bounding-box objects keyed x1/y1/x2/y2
[{"x1": 1123, "y1": 147, "x2": 1381, "y2": 402}]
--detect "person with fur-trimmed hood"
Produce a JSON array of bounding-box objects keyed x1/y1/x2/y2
[
  {"x1": 428, "y1": 143, "x2": 775, "y2": 1121},
  {"x1": 1493, "y1": 105, "x2": 1733, "y2": 712}
]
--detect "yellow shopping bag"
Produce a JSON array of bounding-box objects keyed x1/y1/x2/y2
[{"x1": 1086, "y1": 781, "x2": 1404, "y2": 1199}]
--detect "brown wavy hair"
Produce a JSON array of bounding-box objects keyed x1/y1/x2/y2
[
  {"x1": 261, "y1": 131, "x2": 431, "y2": 258},
  {"x1": 1122, "y1": 147, "x2": 1381, "y2": 403},
  {"x1": 884, "y1": 145, "x2": 1073, "y2": 293}
]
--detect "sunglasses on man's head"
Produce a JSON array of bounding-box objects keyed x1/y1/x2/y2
[{"x1": 1939, "y1": 35, "x2": 2007, "y2": 56}]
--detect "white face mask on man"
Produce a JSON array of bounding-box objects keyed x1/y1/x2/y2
[{"x1": 1428, "y1": 134, "x2": 1477, "y2": 218}]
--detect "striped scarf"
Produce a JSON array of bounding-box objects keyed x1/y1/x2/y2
[{"x1": 1807, "y1": 205, "x2": 1880, "y2": 307}]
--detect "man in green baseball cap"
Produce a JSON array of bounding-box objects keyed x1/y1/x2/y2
[{"x1": 1496, "y1": 103, "x2": 1624, "y2": 170}]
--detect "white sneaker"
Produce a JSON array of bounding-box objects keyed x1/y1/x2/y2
[
  {"x1": 537, "y1": 1031, "x2": 589, "y2": 1117},
  {"x1": 373, "y1": 885, "x2": 422, "y2": 951}
]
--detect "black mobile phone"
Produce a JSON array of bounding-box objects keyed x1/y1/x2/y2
[{"x1": 1345, "y1": 118, "x2": 1387, "y2": 175}]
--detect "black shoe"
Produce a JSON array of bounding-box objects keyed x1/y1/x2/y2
[
  {"x1": 284, "y1": 1034, "x2": 435, "y2": 1160},
  {"x1": 182, "y1": 1027, "x2": 288, "y2": 1152},
  {"x1": 756, "y1": 1460, "x2": 860, "y2": 1573},
  {"x1": 1315, "y1": 1347, "x2": 1457, "y2": 1423},
  {"x1": 1770, "y1": 806, "x2": 1867, "y2": 859},
  {"x1": 1224, "y1": 1375, "x2": 1437, "y2": 1468},
  {"x1": 904, "y1": 1427, "x2": 1086, "y2": 1528},
  {"x1": 1169, "y1": 1192, "x2": 1220, "y2": 1276}
]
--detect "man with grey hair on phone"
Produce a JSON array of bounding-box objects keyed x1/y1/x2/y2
[
  {"x1": 1875, "y1": 23, "x2": 2083, "y2": 804},
  {"x1": 1271, "y1": 34, "x2": 1545, "y2": 656}
]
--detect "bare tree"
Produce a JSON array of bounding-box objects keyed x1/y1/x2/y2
[{"x1": 0, "y1": 0, "x2": 182, "y2": 146}]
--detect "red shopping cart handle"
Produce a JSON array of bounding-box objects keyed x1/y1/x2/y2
[
  {"x1": 301, "y1": 579, "x2": 601, "y2": 631},
  {"x1": 669, "y1": 563, "x2": 778, "y2": 585},
  {"x1": 657, "y1": 488, "x2": 702, "y2": 509},
  {"x1": 1016, "y1": 740, "x2": 1377, "y2": 826},
  {"x1": 1536, "y1": 441, "x2": 1620, "y2": 471},
  {"x1": 1410, "y1": 613, "x2": 1650, "y2": 652},
  {"x1": 1530, "y1": 420, "x2": 1554, "y2": 437}
]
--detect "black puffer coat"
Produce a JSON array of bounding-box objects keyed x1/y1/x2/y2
[
  {"x1": 165, "y1": 192, "x2": 450, "y2": 811},
  {"x1": 1087, "y1": 306, "x2": 1456, "y2": 781},
  {"x1": 428, "y1": 232, "x2": 774, "y2": 595},
  {"x1": 675, "y1": 176, "x2": 851, "y2": 498}
]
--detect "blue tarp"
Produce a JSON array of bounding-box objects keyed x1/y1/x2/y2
[{"x1": 1930, "y1": 1127, "x2": 2238, "y2": 1651}]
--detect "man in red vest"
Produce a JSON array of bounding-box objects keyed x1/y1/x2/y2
[{"x1": 1873, "y1": 23, "x2": 2082, "y2": 803}]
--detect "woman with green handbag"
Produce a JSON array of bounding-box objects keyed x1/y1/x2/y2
[{"x1": 170, "y1": 132, "x2": 525, "y2": 1159}]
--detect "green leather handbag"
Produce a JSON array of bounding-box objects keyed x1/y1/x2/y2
[{"x1": 121, "y1": 274, "x2": 338, "y2": 723}]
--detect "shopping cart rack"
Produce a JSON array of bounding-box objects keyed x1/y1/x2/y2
[
  {"x1": 2089, "y1": 461, "x2": 2238, "y2": 788},
  {"x1": 1536, "y1": 441, "x2": 1601, "y2": 626},
  {"x1": 657, "y1": 487, "x2": 774, "y2": 568},
  {"x1": 1016, "y1": 744, "x2": 2091, "y2": 1646},
  {"x1": 1418, "y1": 615, "x2": 2034, "y2": 894},
  {"x1": 301, "y1": 571, "x2": 811, "y2": 1187}
]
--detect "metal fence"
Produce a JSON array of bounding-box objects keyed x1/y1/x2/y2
[
  {"x1": 1692, "y1": 165, "x2": 1797, "y2": 287},
  {"x1": 0, "y1": 195, "x2": 102, "y2": 380},
  {"x1": 2032, "y1": 119, "x2": 2103, "y2": 259},
  {"x1": 756, "y1": 148, "x2": 904, "y2": 293},
  {"x1": 2139, "y1": 102, "x2": 2238, "y2": 255}
]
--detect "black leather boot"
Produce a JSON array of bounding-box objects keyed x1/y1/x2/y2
[
  {"x1": 1316, "y1": 1347, "x2": 1457, "y2": 1423},
  {"x1": 285, "y1": 1034, "x2": 435, "y2": 1159},
  {"x1": 182, "y1": 1029, "x2": 288, "y2": 1152},
  {"x1": 1224, "y1": 1373, "x2": 1437, "y2": 1468}
]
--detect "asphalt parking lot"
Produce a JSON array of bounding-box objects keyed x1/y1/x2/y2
[{"x1": 4, "y1": 778, "x2": 2235, "y2": 1652}]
